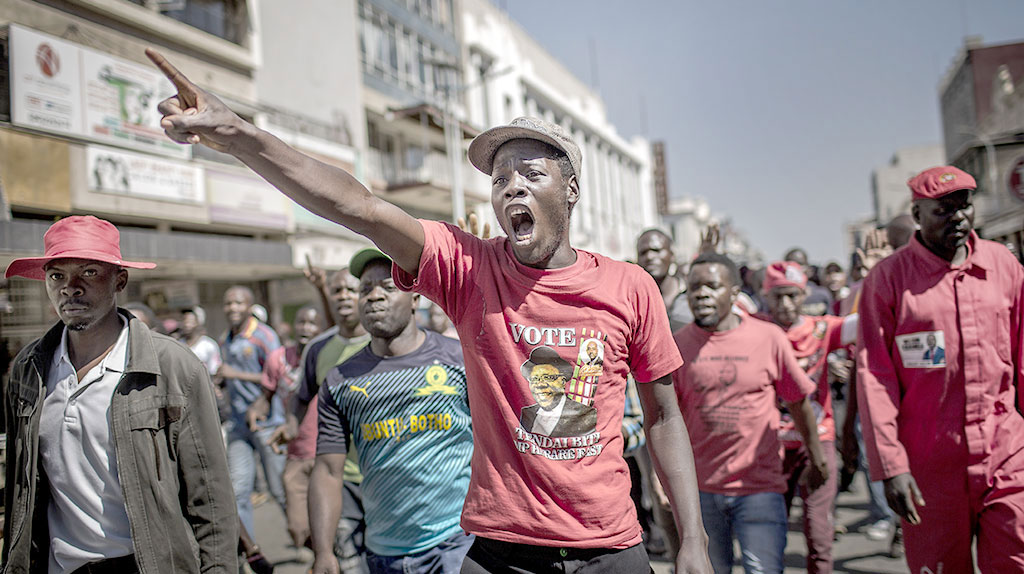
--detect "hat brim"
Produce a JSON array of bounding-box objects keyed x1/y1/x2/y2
[
  {"x1": 349, "y1": 248, "x2": 392, "y2": 279},
  {"x1": 5, "y1": 252, "x2": 156, "y2": 281},
  {"x1": 468, "y1": 125, "x2": 572, "y2": 176}
]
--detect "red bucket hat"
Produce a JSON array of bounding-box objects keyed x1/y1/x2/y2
[
  {"x1": 762, "y1": 261, "x2": 807, "y2": 293},
  {"x1": 907, "y1": 166, "x2": 977, "y2": 200},
  {"x1": 5, "y1": 216, "x2": 156, "y2": 281}
]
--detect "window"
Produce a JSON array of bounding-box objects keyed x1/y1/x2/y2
[{"x1": 159, "y1": 0, "x2": 250, "y2": 45}]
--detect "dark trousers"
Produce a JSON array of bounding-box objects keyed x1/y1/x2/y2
[{"x1": 460, "y1": 537, "x2": 652, "y2": 574}]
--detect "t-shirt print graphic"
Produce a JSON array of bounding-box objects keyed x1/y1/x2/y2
[{"x1": 518, "y1": 345, "x2": 599, "y2": 439}]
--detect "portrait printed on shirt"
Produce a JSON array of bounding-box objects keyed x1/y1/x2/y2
[
  {"x1": 895, "y1": 330, "x2": 946, "y2": 368},
  {"x1": 510, "y1": 323, "x2": 607, "y2": 461},
  {"x1": 518, "y1": 346, "x2": 598, "y2": 438}
]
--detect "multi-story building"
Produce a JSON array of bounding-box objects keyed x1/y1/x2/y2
[
  {"x1": 871, "y1": 144, "x2": 945, "y2": 225},
  {"x1": 939, "y1": 38, "x2": 1024, "y2": 259},
  {"x1": 356, "y1": 0, "x2": 489, "y2": 226},
  {"x1": 459, "y1": 0, "x2": 659, "y2": 261},
  {"x1": 0, "y1": 0, "x2": 364, "y2": 347}
]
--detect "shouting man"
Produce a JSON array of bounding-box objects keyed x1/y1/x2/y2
[{"x1": 149, "y1": 49, "x2": 710, "y2": 573}]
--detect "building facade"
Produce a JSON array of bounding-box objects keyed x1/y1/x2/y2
[
  {"x1": 939, "y1": 38, "x2": 1024, "y2": 261},
  {"x1": 459, "y1": 0, "x2": 659, "y2": 261},
  {"x1": 871, "y1": 144, "x2": 945, "y2": 225},
  {"x1": 0, "y1": 0, "x2": 365, "y2": 348}
]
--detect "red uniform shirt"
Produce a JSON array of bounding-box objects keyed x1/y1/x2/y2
[
  {"x1": 756, "y1": 314, "x2": 844, "y2": 448},
  {"x1": 673, "y1": 316, "x2": 815, "y2": 495},
  {"x1": 856, "y1": 232, "x2": 1024, "y2": 483}
]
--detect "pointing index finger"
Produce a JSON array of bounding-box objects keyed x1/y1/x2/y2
[{"x1": 145, "y1": 48, "x2": 197, "y2": 107}]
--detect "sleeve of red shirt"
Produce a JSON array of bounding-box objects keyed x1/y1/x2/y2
[
  {"x1": 855, "y1": 265, "x2": 909, "y2": 481},
  {"x1": 627, "y1": 268, "x2": 683, "y2": 383},
  {"x1": 392, "y1": 219, "x2": 479, "y2": 324},
  {"x1": 261, "y1": 346, "x2": 286, "y2": 393},
  {"x1": 771, "y1": 326, "x2": 816, "y2": 402},
  {"x1": 1013, "y1": 262, "x2": 1024, "y2": 416}
]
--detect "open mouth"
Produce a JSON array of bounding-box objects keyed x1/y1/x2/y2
[{"x1": 507, "y1": 206, "x2": 535, "y2": 244}]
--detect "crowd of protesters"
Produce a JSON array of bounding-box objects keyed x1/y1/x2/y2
[{"x1": 0, "y1": 48, "x2": 1021, "y2": 574}]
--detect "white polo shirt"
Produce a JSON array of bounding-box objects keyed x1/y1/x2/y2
[{"x1": 39, "y1": 319, "x2": 134, "y2": 573}]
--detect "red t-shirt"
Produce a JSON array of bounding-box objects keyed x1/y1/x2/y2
[
  {"x1": 394, "y1": 220, "x2": 682, "y2": 549},
  {"x1": 756, "y1": 314, "x2": 843, "y2": 448},
  {"x1": 673, "y1": 316, "x2": 815, "y2": 495},
  {"x1": 262, "y1": 345, "x2": 317, "y2": 460}
]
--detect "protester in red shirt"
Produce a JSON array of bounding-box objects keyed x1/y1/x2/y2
[
  {"x1": 857, "y1": 166, "x2": 1024, "y2": 573},
  {"x1": 247, "y1": 304, "x2": 323, "y2": 549},
  {"x1": 674, "y1": 252, "x2": 827, "y2": 574},
  {"x1": 149, "y1": 51, "x2": 712, "y2": 574},
  {"x1": 758, "y1": 261, "x2": 857, "y2": 574}
]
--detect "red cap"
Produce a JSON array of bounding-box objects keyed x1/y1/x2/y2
[
  {"x1": 907, "y1": 166, "x2": 976, "y2": 200},
  {"x1": 5, "y1": 216, "x2": 156, "y2": 280},
  {"x1": 762, "y1": 261, "x2": 807, "y2": 293}
]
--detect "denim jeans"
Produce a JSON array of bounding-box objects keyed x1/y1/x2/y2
[
  {"x1": 364, "y1": 531, "x2": 474, "y2": 574},
  {"x1": 699, "y1": 491, "x2": 787, "y2": 574},
  {"x1": 336, "y1": 481, "x2": 369, "y2": 574},
  {"x1": 855, "y1": 415, "x2": 893, "y2": 523},
  {"x1": 227, "y1": 424, "x2": 287, "y2": 533}
]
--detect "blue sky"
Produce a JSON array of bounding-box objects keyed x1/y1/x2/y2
[{"x1": 506, "y1": 0, "x2": 1024, "y2": 264}]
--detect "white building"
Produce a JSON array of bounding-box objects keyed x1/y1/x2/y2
[
  {"x1": 459, "y1": 0, "x2": 659, "y2": 261},
  {"x1": 871, "y1": 144, "x2": 945, "y2": 226}
]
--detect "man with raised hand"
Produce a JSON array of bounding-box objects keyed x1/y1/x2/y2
[
  {"x1": 2, "y1": 216, "x2": 237, "y2": 573},
  {"x1": 149, "y1": 49, "x2": 711, "y2": 574},
  {"x1": 271, "y1": 267, "x2": 371, "y2": 573},
  {"x1": 857, "y1": 166, "x2": 1024, "y2": 573}
]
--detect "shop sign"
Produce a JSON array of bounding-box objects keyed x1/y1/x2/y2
[
  {"x1": 9, "y1": 24, "x2": 188, "y2": 159},
  {"x1": 87, "y1": 145, "x2": 204, "y2": 203}
]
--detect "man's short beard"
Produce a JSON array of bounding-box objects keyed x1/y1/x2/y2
[
  {"x1": 66, "y1": 321, "x2": 90, "y2": 331},
  {"x1": 694, "y1": 312, "x2": 721, "y2": 329}
]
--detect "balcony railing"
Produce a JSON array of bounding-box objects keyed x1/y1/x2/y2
[{"x1": 365, "y1": 147, "x2": 451, "y2": 189}]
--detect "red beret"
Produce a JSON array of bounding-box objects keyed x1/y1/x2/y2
[
  {"x1": 907, "y1": 166, "x2": 976, "y2": 200},
  {"x1": 762, "y1": 261, "x2": 807, "y2": 293}
]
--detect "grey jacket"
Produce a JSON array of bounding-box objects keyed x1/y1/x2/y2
[{"x1": 1, "y1": 310, "x2": 238, "y2": 573}]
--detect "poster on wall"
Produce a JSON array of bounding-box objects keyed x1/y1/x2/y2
[
  {"x1": 86, "y1": 145, "x2": 204, "y2": 203},
  {"x1": 81, "y1": 49, "x2": 187, "y2": 159},
  {"x1": 9, "y1": 25, "x2": 85, "y2": 135},
  {"x1": 9, "y1": 24, "x2": 189, "y2": 159}
]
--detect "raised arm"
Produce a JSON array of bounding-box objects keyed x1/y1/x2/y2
[{"x1": 146, "y1": 49, "x2": 424, "y2": 274}]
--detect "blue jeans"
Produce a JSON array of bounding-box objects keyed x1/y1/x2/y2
[
  {"x1": 855, "y1": 415, "x2": 893, "y2": 523},
  {"x1": 699, "y1": 491, "x2": 786, "y2": 574},
  {"x1": 227, "y1": 424, "x2": 287, "y2": 533},
  {"x1": 365, "y1": 531, "x2": 474, "y2": 574}
]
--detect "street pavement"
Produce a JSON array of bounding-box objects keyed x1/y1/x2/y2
[{"x1": 252, "y1": 472, "x2": 910, "y2": 574}]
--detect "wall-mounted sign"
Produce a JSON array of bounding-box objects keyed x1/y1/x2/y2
[
  {"x1": 10, "y1": 24, "x2": 188, "y2": 159},
  {"x1": 207, "y1": 168, "x2": 293, "y2": 230},
  {"x1": 87, "y1": 145, "x2": 204, "y2": 203},
  {"x1": 10, "y1": 26, "x2": 84, "y2": 135}
]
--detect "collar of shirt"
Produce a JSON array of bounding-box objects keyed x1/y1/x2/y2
[
  {"x1": 50, "y1": 317, "x2": 129, "y2": 391},
  {"x1": 908, "y1": 230, "x2": 988, "y2": 276}
]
